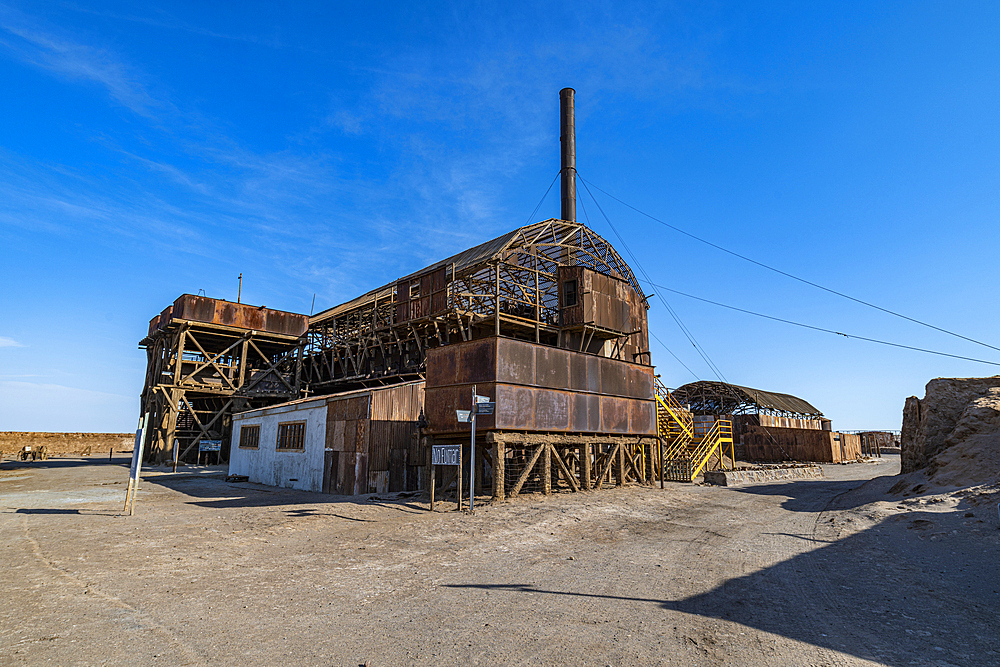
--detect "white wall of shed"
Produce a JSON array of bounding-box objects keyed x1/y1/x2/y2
[{"x1": 229, "y1": 402, "x2": 327, "y2": 493}]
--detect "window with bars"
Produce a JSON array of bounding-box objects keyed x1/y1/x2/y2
[
  {"x1": 276, "y1": 421, "x2": 306, "y2": 450},
  {"x1": 238, "y1": 423, "x2": 260, "y2": 449}
]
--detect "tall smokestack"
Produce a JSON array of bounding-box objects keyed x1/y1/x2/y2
[{"x1": 560, "y1": 87, "x2": 576, "y2": 222}]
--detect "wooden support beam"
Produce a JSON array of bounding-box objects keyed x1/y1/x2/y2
[
  {"x1": 549, "y1": 445, "x2": 579, "y2": 492},
  {"x1": 595, "y1": 443, "x2": 619, "y2": 491},
  {"x1": 617, "y1": 440, "x2": 626, "y2": 486},
  {"x1": 581, "y1": 442, "x2": 592, "y2": 490},
  {"x1": 492, "y1": 440, "x2": 505, "y2": 501},
  {"x1": 509, "y1": 443, "x2": 545, "y2": 498},
  {"x1": 543, "y1": 442, "x2": 552, "y2": 495}
]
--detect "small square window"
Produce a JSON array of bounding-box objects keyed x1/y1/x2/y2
[
  {"x1": 239, "y1": 423, "x2": 260, "y2": 449},
  {"x1": 276, "y1": 421, "x2": 306, "y2": 450},
  {"x1": 563, "y1": 280, "x2": 578, "y2": 307}
]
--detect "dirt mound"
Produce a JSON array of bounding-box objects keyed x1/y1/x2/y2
[{"x1": 900, "y1": 376, "x2": 1000, "y2": 487}]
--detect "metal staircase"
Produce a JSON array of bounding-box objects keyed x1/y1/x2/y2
[{"x1": 654, "y1": 379, "x2": 735, "y2": 482}]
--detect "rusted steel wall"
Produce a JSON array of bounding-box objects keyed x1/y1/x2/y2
[
  {"x1": 147, "y1": 295, "x2": 308, "y2": 337},
  {"x1": 425, "y1": 337, "x2": 655, "y2": 436},
  {"x1": 758, "y1": 413, "x2": 823, "y2": 430},
  {"x1": 744, "y1": 426, "x2": 862, "y2": 463},
  {"x1": 557, "y1": 267, "x2": 649, "y2": 362},
  {"x1": 321, "y1": 381, "x2": 424, "y2": 495},
  {"x1": 368, "y1": 382, "x2": 424, "y2": 494},
  {"x1": 394, "y1": 266, "x2": 448, "y2": 323},
  {"x1": 323, "y1": 394, "x2": 370, "y2": 495}
]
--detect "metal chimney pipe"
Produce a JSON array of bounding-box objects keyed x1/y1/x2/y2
[{"x1": 560, "y1": 87, "x2": 576, "y2": 222}]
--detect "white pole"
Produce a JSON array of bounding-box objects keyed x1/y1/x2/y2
[
  {"x1": 470, "y1": 384, "x2": 476, "y2": 513},
  {"x1": 125, "y1": 412, "x2": 149, "y2": 515}
]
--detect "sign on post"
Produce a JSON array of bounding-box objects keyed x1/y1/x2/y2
[
  {"x1": 455, "y1": 410, "x2": 473, "y2": 423},
  {"x1": 473, "y1": 402, "x2": 495, "y2": 415},
  {"x1": 199, "y1": 440, "x2": 222, "y2": 452},
  {"x1": 431, "y1": 444, "x2": 461, "y2": 466}
]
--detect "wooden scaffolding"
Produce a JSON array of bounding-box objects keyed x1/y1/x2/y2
[{"x1": 138, "y1": 295, "x2": 308, "y2": 463}]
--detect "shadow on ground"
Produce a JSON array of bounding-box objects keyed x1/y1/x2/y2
[
  {"x1": 141, "y1": 473, "x2": 430, "y2": 514},
  {"x1": 1, "y1": 457, "x2": 132, "y2": 471},
  {"x1": 447, "y1": 509, "x2": 999, "y2": 666}
]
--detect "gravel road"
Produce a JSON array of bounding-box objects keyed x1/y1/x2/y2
[{"x1": 1, "y1": 454, "x2": 997, "y2": 666}]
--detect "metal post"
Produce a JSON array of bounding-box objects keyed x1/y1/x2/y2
[
  {"x1": 470, "y1": 384, "x2": 476, "y2": 513},
  {"x1": 659, "y1": 438, "x2": 664, "y2": 489},
  {"x1": 125, "y1": 412, "x2": 149, "y2": 516},
  {"x1": 456, "y1": 444, "x2": 463, "y2": 512},
  {"x1": 560, "y1": 88, "x2": 576, "y2": 223}
]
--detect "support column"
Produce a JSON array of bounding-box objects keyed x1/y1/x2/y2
[
  {"x1": 492, "y1": 440, "x2": 505, "y2": 501},
  {"x1": 161, "y1": 388, "x2": 181, "y2": 464},
  {"x1": 581, "y1": 442, "x2": 592, "y2": 490},
  {"x1": 617, "y1": 441, "x2": 626, "y2": 487},
  {"x1": 543, "y1": 443, "x2": 552, "y2": 495}
]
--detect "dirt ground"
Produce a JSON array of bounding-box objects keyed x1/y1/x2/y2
[{"x1": 1, "y1": 454, "x2": 997, "y2": 667}]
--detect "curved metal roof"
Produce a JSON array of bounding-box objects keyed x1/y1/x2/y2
[
  {"x1": 310, "y1": 219, "x2": 645, "y2": 324},
  {"x1": 671, "y1": 380, "x2": 823, "y2": 417}
]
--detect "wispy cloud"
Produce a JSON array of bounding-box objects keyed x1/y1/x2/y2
[
  {"x1": 0, "y1": 6, "x2": 159, "y2": 115},
  {"x1": 0, "y1": 336, "x2": 25, "y2": 348}
]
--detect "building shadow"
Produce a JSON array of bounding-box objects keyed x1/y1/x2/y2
[
  {"x1": 1, "y1": 457, "x2": 132, "y2": 470},
  {"x1": 141, "y1": 473, "x2": 429, "y2": 513},
  {"x1": 445, "y1": 508, "x2": 999, "y2": 666},
  {"x1": 5, "y1": 508, "x2": 120, "y2": 516},
  {"x1": 721, "y1": 472, "x2": 914, "y2": 513}
]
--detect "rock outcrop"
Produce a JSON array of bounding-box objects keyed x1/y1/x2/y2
[{"x1": 900, "y1": 376, "x2": 1000, "y2": 484}]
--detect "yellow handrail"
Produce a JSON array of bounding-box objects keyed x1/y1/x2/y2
[
  {"x1": 654, "y1": 380, "x2": 693, "y2": 440},
  {"x1": 688, "y1": 419, "x2": 734, "y2": 480}
]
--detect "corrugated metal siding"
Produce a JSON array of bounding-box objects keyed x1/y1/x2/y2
[
  {"x1": 368, "y1": 381, "x2": 424, "y2": 494},
  {"x1": 370, "y1": 382, "x2": 425, "y2": 421}
]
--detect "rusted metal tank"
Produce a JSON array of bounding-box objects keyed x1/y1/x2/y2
[
  {"x1": 424, "y1": 337, "x2": 655, "y2": 436},
  {"x1": 147, "y1": 295, "x2": 308, "y2": 337}
]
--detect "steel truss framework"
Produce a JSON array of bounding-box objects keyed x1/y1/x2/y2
[
  {"x1": 671, "y1": 380, "x2": 824, "y2": 418},
  {"x1": 302, "y1": 219, "x2": 649, "y2": 391},
  {"x1": 139, "y1": 321, "x2": 303, "y2": 462}
]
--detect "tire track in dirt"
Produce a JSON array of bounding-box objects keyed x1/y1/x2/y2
[{"x1": 4, "y1": 511, "x2": 207, "y2": 666}]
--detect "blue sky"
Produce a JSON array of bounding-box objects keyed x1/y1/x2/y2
[{"x1": 1, "y1": 1, "x2": 998, "y2": 432}]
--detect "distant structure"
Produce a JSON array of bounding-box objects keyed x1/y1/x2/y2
[
  {"x1": 138, "y1": 295, "x2": 308, "y2": 463},
  {"x1": 669, "y1": 380, "x2": 864, "y2": 464}
]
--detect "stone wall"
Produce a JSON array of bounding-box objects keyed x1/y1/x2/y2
[
  {"x1": 900, "y1": 376, "x2": 1000, "y2": 473},
  {"x1": 0, "y1": 432, "x2": 134, "y2": 456}
]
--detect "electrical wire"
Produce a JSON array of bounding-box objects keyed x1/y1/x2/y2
[
  {"x1": 581, "y1": 183, "x2": 697, "y2": 380},
  {"x1": 641, "y1": 279, "x2": 1000, "y2": 367},
  {"x1": 581, "y1": 177, "x2": 1000, "y2": 355},
  {"x1": 578, "y1": 175, "x2": 730, "y2": 382},
  {"x1": 525, "y1": 171, "x2": 561, "y2": 226},
  {"x1": 579, "y1": 174, "x2": 800, "y2": 461}
]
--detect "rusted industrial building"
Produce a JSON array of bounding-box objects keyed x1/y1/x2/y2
[{"x1": 137, "y1": 88, "x2": 744, "y2": 496}]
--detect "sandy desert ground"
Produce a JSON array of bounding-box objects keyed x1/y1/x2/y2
[{"x1": 1, "y1": 453, "x2": 997, "y2": 667}]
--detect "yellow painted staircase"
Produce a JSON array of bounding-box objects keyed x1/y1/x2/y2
[{"x1": 654, "y1": 379, "x2": 735, "y2": 482}]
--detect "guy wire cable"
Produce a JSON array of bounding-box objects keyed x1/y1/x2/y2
[{"x1": 579, "y1": 173, "x2": 794, "y2": 460}]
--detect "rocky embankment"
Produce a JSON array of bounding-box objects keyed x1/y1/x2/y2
[{"x1": 901, "y1": 376, "x2": 1000, "y2": 486}]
